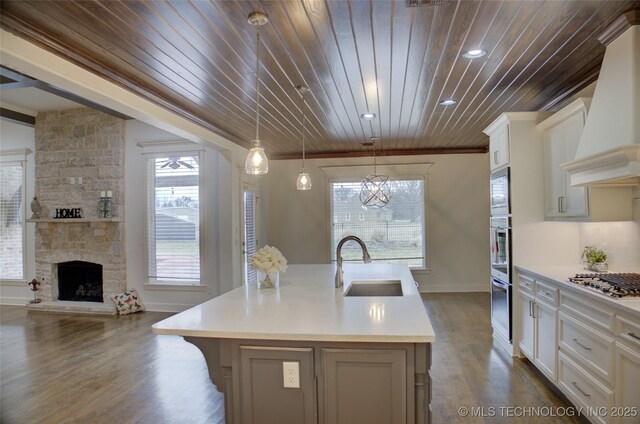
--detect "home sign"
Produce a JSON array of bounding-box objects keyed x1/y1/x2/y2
[{"x1": 54, "y1": 208, "x2": 83, "y2": 219}]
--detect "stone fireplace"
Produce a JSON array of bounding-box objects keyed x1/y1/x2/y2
[{"x1": 29, "y1": 108, "x2": 126, "y2": 314}]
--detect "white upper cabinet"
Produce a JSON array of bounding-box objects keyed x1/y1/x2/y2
[
  {"x1": 539, "y1": 98, "x2": 590, "y2": 218},
  {"x1": 538, "y1": 98, "x2": 632, "y2": 221},
  {"x1": 488, "y1": 122, "x2": 510, "y2": 171}
]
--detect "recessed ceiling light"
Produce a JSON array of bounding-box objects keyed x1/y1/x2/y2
[
  {"x1": 463, "y1": 49, "x2": 487, "y2": 59},
  {"x1": 361, "y1": 113, "x2": 376, "y2": 120},
  {"x1": 439, "y1": 99, "x2": 457, "y2": 106}
]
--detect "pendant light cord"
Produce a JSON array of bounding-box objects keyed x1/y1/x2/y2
[
  {"x1": 373, "y1": 143, "x2": 377, "y2": 174},
  {"x1": 301, "y1": 92, "x2": 306, "y2": 169},
  {"x1": 255, "y1": 29, "x2": 261, "y2": 142}
]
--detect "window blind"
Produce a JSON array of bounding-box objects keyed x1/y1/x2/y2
[
  {"x1": 0, "y1": 162, "x2": 25, "y2": 279},
  {"x1": 243, "y1": 191, "x2": 257, "y2": 285},
  {"x1": 146, "y1": 155, "x2": 201, "y2": 283}
]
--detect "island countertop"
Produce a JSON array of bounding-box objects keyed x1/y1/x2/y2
[{"x1": 152, "y1": 263, "x2": 436, "y2": 343}]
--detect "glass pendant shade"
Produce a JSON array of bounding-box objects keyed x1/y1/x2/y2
[
  {"x1": 296, "y1": 84, "x2": 312, "y2": 191},
  {"x1": 245, "y1": 12, "x2": 269, "y2": 175},
  {"x1": 296, "y1": 171, "x2": 312, "y2": 190},
  {"x1": 360, "y1": 174, "x2": 391, "y2": 208},
  {"x1": 245, "y1": 140, "x2": 268, "y2": 174}
]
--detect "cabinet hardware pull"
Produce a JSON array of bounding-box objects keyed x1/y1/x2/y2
[
  {"x1": 572, "y1": 338, "x2": 592, "y2": 351},
  {"x1": 571, "y1": 381, "x2": 591, "y2": 397},
  {"x1": 494, "y1": 151, "x2": 499, "y2": 165},
  {"x1": 528, "y1": 300, "x2": 532, "y2": 317},
  {"x1": 561, "y1": 196, "x2": 565, "y2": 213},
  {"x1": 531, "y1": 301, "x2": 536, "y2": 319},
  {"x1": 541, "y1": 291, "x2": 552, "y2": 297},
  {"x1": 629, "y1": 332, "x2": 640, "y2": 341},
  {"x1": 557, "y1": 197, "x2": 561, "y2": 213}
]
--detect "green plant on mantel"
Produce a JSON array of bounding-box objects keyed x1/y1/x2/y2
[{"x1": 583, "y1": 246, "x2": 608, "y2": 265}]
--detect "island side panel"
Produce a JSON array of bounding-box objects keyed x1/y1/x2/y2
[
  {"x1": 184, "y1": 337, "x2": 235, "y2": 424},
  {"x1": 415, "y1": 343, "x2": 432, "y2": 424}
]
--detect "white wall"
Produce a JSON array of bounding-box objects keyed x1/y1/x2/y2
[
  {"x1": 265, "y1": 154, "x2": 490, "y2": 292},
  {"x1": 0, "y1": 120, "x2": 36, "y2": 304},
  {"x1": 125, "y1": 120, "x2": 253, "y2": 312}
]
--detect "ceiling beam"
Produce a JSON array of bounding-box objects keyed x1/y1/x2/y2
[
  {"x1": 0, "y1": 65, "x2": 131, "y2": 120},
  {"x1": 0, "y1": 107, "x2": 36, "y2": 127}
]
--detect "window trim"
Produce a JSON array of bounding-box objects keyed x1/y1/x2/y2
[
  {"x1": 322, "y1": 163, "x2": 432, "y2": 271},
  {"x1": 141, "y1": 144, "x2": 205, "y2": 286},
  {"x1": 0, "y1": 148, "x2": 31, "y2": 282}
]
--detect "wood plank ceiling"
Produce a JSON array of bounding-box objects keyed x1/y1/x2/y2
[{"x1": 1, "y1": 0, "x2": 639, "y2": 158}]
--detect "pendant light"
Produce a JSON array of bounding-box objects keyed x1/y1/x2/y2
[
  {"x1": 360, "y1": 138, "x2": 391, "y2": 208},
  {"x1": 296, "y1": 85, "x2": 312, "y2": 190},
  {"x1": 245, "y1": 12, "x2": 269, "y2": 175}
]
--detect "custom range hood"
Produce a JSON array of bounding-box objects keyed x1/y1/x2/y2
[{"x1": 564, "y1": 10, "x2": 640, "y2": 186}]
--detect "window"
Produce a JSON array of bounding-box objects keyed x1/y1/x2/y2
[
  {"x1": 0, "y1": 160, "x2": 25, "y2": 280},
  {"x1": 145, "y1": 153, "x2": 202, "y2": 284},
  {"x1": 330, "y1": 179, "x2": 426, "y2": 268}
]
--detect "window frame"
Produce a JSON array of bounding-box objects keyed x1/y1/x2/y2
[
  {"x1": 322, "y1": 163, "x2": 432, "y2": 271},
  {"x1": 0, "y1": 149, "x2": 30, "y2": 282},
  {"x1": 142, "y1": 147, "x2": 205, "y2": 286}
]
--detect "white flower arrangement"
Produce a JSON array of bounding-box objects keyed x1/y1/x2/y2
[{"x1": 250, "y1": 245, "x2": 288, "y2": 275}]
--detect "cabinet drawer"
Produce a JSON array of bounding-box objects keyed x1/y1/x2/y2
[
  {"x1": 536, "y1": 279, "x2": 558, "y2": 306},
  {"x1": 519, "y1": 273, "x2": 535, "y2": 295},
  {"x1": 558, "y1": 352, "x2": 614, "y2": 424},
  {"x1": 560, "y1": 291, "x2": 615, "y2": 333},
  {"x1": 615, "y1": 315, "x2": 640, "y2": 350},
  {"x1": 559, "y1": 312, "x2": 614, "y2": 385}
]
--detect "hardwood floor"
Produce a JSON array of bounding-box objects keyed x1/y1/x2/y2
[
  {"x1": 1, "y1": 294, "x2": 576, "y2": 423},
  {"x1": 425, "y1": 293, "x2": 577, "y2": 424}
]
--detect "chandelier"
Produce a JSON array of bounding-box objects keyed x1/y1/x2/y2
[{"x1": 360, "y1": 139, "x2": 391, "y2": 208}]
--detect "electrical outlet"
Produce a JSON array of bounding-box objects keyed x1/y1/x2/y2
[{"x1": 282, "y1": 361, "x2": 300, "y2": 388}]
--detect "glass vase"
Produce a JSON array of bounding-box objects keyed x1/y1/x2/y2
[{"x1": 256, "y1": 270, "x2": 279, "y2": 289}]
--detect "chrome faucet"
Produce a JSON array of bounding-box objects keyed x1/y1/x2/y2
[{"x1": 335, "y1": 236, "x2": 372, "y2": 288}]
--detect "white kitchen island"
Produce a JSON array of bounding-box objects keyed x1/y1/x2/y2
[{"x1": 153, "y1": 264, "x2": 435, "y2": 424}]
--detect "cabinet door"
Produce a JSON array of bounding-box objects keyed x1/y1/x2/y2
[
  {"x1": 560, "y1": 113, "x2": 588, "y2": 216},
  {"x1": 544, "y1": 126, "x2": 566, "y2": 217},
  {"x1": 543, "y1": 109, "x2": 588, "y2": 218},
  {"x1": 321, "y1": 348, "x2": 407, "y2": 424},
  {"x1": 534, "y1": 300, "x2": 558, "y2": 382},
  {"x1": 238, "y1": 345, "x2": 316, "y2": 424},
  {"x1": 614, "y1": 342, "x2": 640, "y2": 424},
  {"x1": 519, "y1": 291, "x2": 535, "y2": 360},
  {"x1": 490, "y1": 124, "x2": 510, "y2": 170}
]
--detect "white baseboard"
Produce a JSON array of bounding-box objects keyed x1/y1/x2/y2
[
  {"x1": 144, "y1": 302, "x2": 199, "y2": 313},
  {"x1": 0, "y1": 297, "x2": 29, "y2": 306},
  {"x1": 419, "y1": 282, "x2": 489, "y2": 293}
]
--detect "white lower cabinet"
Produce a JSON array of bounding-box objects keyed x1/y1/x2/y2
[
  {"x1": 614, "y1": 314, "x2": 640, "y2": 424},
  {"x1": 518, "y1": 291, "x2": 535, "y2": 360},
  {"x1": 534, "y1": 300, "x2": 557, "y2": 381},
  {"x1": 517, "y1": 269, "x2": 640, "y2": 424},
  {"x1": 558, "y1": 352, "x2": 614, "y2": 424},
  {"x1": 517, "y1": 275, "x2": 557, "y2": 383}
]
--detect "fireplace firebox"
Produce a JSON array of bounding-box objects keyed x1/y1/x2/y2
[{"x1": 57, "y1": 261, "x2": 103, "y2": 302}]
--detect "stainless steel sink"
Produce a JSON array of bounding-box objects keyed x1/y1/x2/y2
[{"x1": 344, "y1": 280, "x2": 403, "y2": 297}]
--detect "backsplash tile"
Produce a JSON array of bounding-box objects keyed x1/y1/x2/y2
[{"x1": 579, "y1": 187, "x2": 640, "y2": 269}]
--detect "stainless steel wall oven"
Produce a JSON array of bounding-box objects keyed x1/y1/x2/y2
[{"x1": 490, "y1": 168, "x2": 512, "y2": 343}]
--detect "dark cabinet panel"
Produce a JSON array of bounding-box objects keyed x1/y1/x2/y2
[
  {"x1": 237, "y1": 345, "x2": 315, "y2": 424},
  {"x1": 320, "y1": 348, "x2": 407, "y2": 424}
]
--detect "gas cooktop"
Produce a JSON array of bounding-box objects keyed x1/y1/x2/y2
[{"x1": 568, "y1": 273, "x2": 640, "y2": 298}]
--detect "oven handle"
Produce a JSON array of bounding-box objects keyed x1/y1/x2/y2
[{"x1": 492, "y1": 278, "x2": 510, "y2": 289}]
